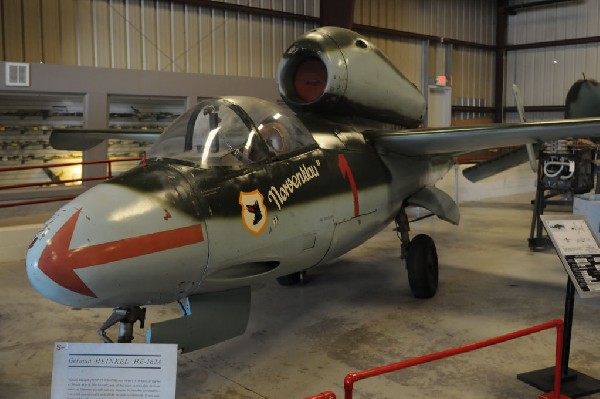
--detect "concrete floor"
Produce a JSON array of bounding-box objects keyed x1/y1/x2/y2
[{"x1": 2, "y1": 194, "x2": 600, "y2": 398}]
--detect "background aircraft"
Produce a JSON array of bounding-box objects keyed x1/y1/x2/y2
[{"x1": 26, "y1": 27, "x2": 600, "y2": 352}]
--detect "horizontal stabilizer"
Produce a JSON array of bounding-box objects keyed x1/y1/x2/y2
[
  {"x1": 463, "y1": 145, "x2": 539, "y2": 182},
  {"x1": 50, "y1": 128, "x2": 161, "y2": 150},
  {"x1": 146, "y1": 286, "x2": 251, "y2": 354}
]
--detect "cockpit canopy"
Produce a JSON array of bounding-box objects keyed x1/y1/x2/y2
[{"x1": 147, "y1": 96, "x2": 316, "y2": 167}]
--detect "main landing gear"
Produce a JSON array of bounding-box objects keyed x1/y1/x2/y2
[
  {"x1": 396, "y1": 206, "x2": 439, "y2": 299},
  {"x1": 98, "y1": 306, "x2": 146, "y2": 343}
]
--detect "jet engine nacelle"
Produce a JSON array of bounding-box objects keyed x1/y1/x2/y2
[{"x1": 277, "y1": 26, "x2": 426, "y2": 128}]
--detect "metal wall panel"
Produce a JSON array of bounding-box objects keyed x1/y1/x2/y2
[
  {"x1": 453, "y1": 47, "x2": 494, "y2": 109},
  {"x1": 95, "y1": 0, "x2": 112, "y2": 68},
  {"x1": 0, "y1": 0, "x2": 318, "y2": 78},
  {"x1": 354, "y1": 0, "x2": 496, "y2": 45},
  {"x1": 506, "y1": 43, "x2": 600, "y2": 108},
  {"x1": 59, "y1": 0, "x2": 78, "y2": 65},
  {"x1": 3, "y1": 0, "x2": 24, "y2": 61},
  {"x1": 23, "y1": 0, "x2": 43, "y2": 63},
  {"x1": 0, "y1": 4, "x2": 3, "y2": 60},
  {"x1": 78, "y1": 1, "x2": 95, "y2": 66},
  {"x1": 506, "y1": 0, "x2": 600, "y2": 115},
  {"x1": 507, "y1": 0, "x2": 600, "y2": 45},
  {"x1": 41, "y1": 0, "x2": 61, "y2": 65}
]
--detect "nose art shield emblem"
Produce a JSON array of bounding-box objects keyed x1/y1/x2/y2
[{"x1": 239, "y1": 190, "x2": 268, "y2": 236}]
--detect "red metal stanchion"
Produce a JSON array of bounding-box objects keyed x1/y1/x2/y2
[{"x1": 343, "y1": 320, "x2": 566, "y2": 399}]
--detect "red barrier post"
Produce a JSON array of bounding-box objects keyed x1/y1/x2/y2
[
  {"x1": 540, "y1": 321, "x2": 570, "y2": 399},
  {"x1": 344, "y1": 320, "x2": 565, "y2": 399}
]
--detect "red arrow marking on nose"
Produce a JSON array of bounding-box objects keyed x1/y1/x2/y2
[{"x1": 38, "y1": 209, "x2": 204, "y2": 297}]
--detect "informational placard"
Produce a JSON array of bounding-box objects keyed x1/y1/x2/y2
[
  {"x1": 51, "y1": 342, "x2": 177, "y2": 399},
  {"x1": 541, "y1": 214, "x2": 600, "y2": 298}
]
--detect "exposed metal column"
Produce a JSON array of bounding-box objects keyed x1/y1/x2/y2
[
  {"x1": 320, "y1": 0, "x2": 355, "y2": 29},
  {"x1": 494, "y1": 1, "x2": 509, "y2": 123}
]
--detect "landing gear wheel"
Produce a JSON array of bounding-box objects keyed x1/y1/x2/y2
[
  {"x1": 276, "y1": 271, "x2": 307, "y2": 286},
  {"x1": 407, "y1": 234, "x2": 438, "y2": 299}
]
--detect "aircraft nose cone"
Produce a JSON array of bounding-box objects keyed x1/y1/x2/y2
[{"x1": 26, "y1": 183, "x2": 207, "y2": 308}]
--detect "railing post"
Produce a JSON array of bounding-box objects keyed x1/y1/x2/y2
[{"x1": 344, "y1": 374, "x2": 357, "y2": 399}]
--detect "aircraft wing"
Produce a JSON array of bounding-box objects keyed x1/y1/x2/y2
[
  {"x1": 366, "y1": 118, "x2": 600, "y2": 157},
  {"x1": 50, "y1": 128, "x2": 162, "y2": 151}
]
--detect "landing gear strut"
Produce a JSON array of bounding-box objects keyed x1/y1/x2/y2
[
  {"x1": 396, "y1": 206, "x2": 439, "y2": 299},
  {"x1": 276, "y1": 270, "x2": 307, "y2": 286},
  {"x1": 98, "y1": 306, "x2": 146, "y2": 343}
]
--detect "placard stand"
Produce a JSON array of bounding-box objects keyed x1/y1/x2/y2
[
  {"x1": 517, "y1": 279, "x2": 600, "y2": 398},
  {"x1": 518, "y1": 215, "x2": 600, "y2": 398}
]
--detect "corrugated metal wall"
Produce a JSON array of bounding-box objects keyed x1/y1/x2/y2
[
  {"x1": 354, "y1": 0, "x2": 495, "y2": 44},
  {"x1": 0, "y1": 0, "x2": 319, "y2": 78},
  {"x1": 505, "y1": 0, "x2": 600, "y2": 121},
  {"x1": 1, "y1": 0, "x2": 498, "y2": 118},
  {"x1": 354, "y1": 0, "x2": 496, "y2": 111}
]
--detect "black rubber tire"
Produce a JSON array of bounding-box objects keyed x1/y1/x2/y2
[
  {"x1": 407, "y1": 234, "x2": 438, "y2": 299},
  {"x1": 276, "y1": 271, "x2": 306, "y2": 286}
]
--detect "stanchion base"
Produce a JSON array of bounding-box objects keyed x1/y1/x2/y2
[
  {"x1": 540, "y1": 391, "x2": 572, "y2": 399},
  {"x1": 518, "y1": 367, "x2": 600, "y2": 398}
]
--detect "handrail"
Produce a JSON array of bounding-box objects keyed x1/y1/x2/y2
[
  {"x1": 342, "y1": 319, "x2": 565, "y2": 399},
  {"x1": 0, "y1": 157, "x2": 142, "y2": 208},
  {"x1": 0, "y1": 157, "x2": 141, "y2": 173},
  {"x1": 304, "y1": 391, "x2": 337, "y2": 399}
]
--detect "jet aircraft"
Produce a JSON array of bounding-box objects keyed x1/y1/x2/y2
[{"x1": 26, "y1": 27, "x2": 600, "y2": 352}]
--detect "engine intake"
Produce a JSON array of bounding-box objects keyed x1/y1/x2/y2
[{"x1": 277, "y1": 27, "x2": 426, "y2": 128}]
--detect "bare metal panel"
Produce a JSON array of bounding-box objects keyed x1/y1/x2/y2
[
  {"x1": 157, "y1": 2, "x2": 173, "y2": 71},
  {"x1": 3, "y1": 0, "x2": 24, "y2": 61},
  {"x1": 506, "y1": 43, "x2": 600, "y2": 108},
  {"x1": 110, "y1": 0, "x2": 128, "y2": 69},
  {"x1": 354, "y1": 0, "x2": 496, "y2": 45},
  {"x1": 506, "y1": 0, "x2": 600, "y2": 110},
  {"x1": 41, "y1": 0, "x2": 61, "y2": 65},
  {"x1": 508, "y1": 0, "x2": 600, "y2": 45},
  {"x1": 172, "y1": 3, "x2": 187, "y2": 72},
  {"x1": 142, "y1": 0, "x2": 158, "y2": 71},
  {"x1": 184, "y1": 5, "x2": 200, "y2": 73},
  {"x1": 0, "y1": 4, "x2": 3, "y2": 60},
  {"x1": 23, "y1": 0, "x2": 43, "y2": 63},
  {"x1": 1, "y1": 0, "x2": 319, "y2": 78},
  {"x1": 78, "y1": 1, "x2": 95, "y2": 66},
  {"x1": 453, "y1": 47, "x2": 494, "y2": 109},
  {"x1": 59, "y1": 0, "x2": 78, "y2": 66},
  {"x1": 198, "y1": 6, "x2": 213, "y2": 74},
  {"x1": 95, "y1": 0, "x2": 112, "y2": 68},
  {"x1": 125, "y1": 1, "x2": 143, "y2": 70}
]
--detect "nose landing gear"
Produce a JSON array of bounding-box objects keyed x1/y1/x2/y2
[
  {"x1": 396, "y1": 206, "x2": 439, "y2": 299},
  {"x1": 98, "y1": 306, "x2": 146, "y2": 343}
]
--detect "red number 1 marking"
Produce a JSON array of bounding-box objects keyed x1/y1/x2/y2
[{"x1": 338, "y1": 154, "x2": 360, "y2": 217}]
